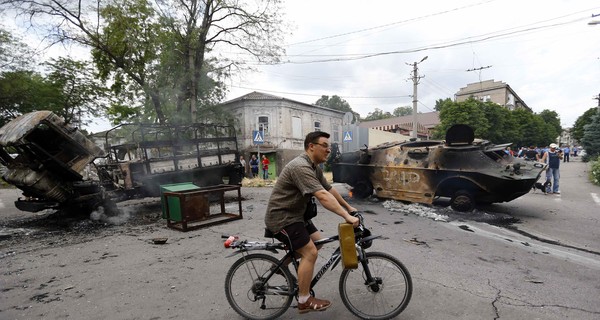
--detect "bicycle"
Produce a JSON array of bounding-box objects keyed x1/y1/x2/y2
[{"x1": 222, "y1": 212, "x2": 413, "y2": 320}]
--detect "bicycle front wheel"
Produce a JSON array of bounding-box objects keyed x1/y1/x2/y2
[
  {"x1": 224, "y1": 253, "x2": 294, "y2": 320},
  {"x1": 339, "y1": 252, "x2": 412, "y2": 320}
]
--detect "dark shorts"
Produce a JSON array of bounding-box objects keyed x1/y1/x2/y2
[{"x1": 274, "y1": 220, "x2": 318, "y2": 251}]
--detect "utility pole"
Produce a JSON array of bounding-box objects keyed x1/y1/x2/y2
[
  {"x1": 594, "y1": 93, "x2": 600, "y2": 112},
  {"x1": 407, "y1": 56, "x2": 428, "y2": 139}
]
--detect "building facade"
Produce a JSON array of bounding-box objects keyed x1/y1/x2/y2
[
  {"x1": 219, "y1": 92, "x2": 346, "y2": 178},
  {"x1": 455, "y1": 80, "x2": 531, "y2": 112}
]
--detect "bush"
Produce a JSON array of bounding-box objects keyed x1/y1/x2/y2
[{"x1": 590, "y1": 156, "x2": 600, "y2": 186}]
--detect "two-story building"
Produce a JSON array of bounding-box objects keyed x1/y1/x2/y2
[{"x1": 219, "y1": 91, "x2": 346, "y2": 178}]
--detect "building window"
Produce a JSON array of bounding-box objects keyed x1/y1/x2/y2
[
  {"x1": 258, "y1": 116, "x2": 269, "y2": 135},
  {"x1": 314, "y1": 121, "x2": 321, "y2": 131},
  {"x1": 332, "y1": 124, "x2": 339, "y2": 142},
  {"x1": 292, "y1": 117, "x2": 302, "y2": 139}
]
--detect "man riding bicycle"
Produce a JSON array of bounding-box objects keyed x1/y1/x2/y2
[{"x1": 264, "y1": 131, "x2": 359, "y2": 313}]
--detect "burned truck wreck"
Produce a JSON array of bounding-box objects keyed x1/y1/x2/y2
[
  {"x1": 330, "y1": 124, "x2": 547, "y2": 211},
  {"x1": 0, "y1": 111, "x2": 242, "y2": 214}
]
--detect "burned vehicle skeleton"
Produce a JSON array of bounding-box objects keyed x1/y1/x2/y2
[
  {"x1": 331, "y1": 124, "x2": 547, "y2": 211},
  {"x1": 0, "y1": 111, "x2": 242, "y2": 214}
]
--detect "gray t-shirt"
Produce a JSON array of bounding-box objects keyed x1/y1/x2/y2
[{"x1": 265, "y1": 154, "x2": 331, "y2": 232}]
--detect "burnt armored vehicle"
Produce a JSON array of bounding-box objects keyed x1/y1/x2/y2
[
  {"x1": 330, "y1": 124, "x2": 547, "y2": 211},
  {"x1": 0, "y1": 111, "x2": 243, "y2": 214}
]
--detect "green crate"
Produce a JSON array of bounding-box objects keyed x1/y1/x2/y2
[{"x1": 160, "y1": 183, "x2": 200, "y2": 220}]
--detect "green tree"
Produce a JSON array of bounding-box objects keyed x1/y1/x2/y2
[
  {"x1": 511, "y1": 109, "x2": 550, "y2": 147},
  {"x1": 538, "y1": 109, "x2": 562, "y2": 141},
  {"x1": 581, "y1": 111, "x2": 600, "y2": 159},
  {"x1": 315, "y1": 95, "x2": 352, "y2": 111},
  {"x1": 363, "y1": 108, "x2": 393, "y2": 121},
  {"x1": 92, "y1": 0, "x2": 167, "y2": 124},
  {"x1": 3, "y1": 0, "x2": 287, "y2": 124},
  {"x1": 0, "y1": 27, "x2": 36, "y2": 71},
  {"x1": 44, "y1": 57, "x2": 110, "y2": 126},
  {"x1": 480, "y1": 102, "x2": 519, "y2": 144},
  {"x1": 0, "y1": 58, "x2": 110, "y2": 127},
  {"x1": 392, "y1": 106, "x2": 412, "y2": 117},
  {"x1": 572, "y1": 108, "x2": 598, "y2": 143},
  {"x1": 0, "y1": 70, "x2": 46, "y2": 126},
  {"x1": 315, "y1": 95, "x2": 359, "y2": 123},
  {"x1": 434, "y1": 98, "x2": 489, "y2": 139},
  {"x1": 434, "y1": 98, "x2": 452, "y2": 111}
]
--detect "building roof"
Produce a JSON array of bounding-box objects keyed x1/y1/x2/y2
[
  {"x1": 456, "y1": 79, "x2": 531, "y2": 111},
  {"x1": 359, "y1": 111, "x2": 440, "y2": 130},
  {"x1": 220, "y1": 91, "x2": 345, "y2": 114}
]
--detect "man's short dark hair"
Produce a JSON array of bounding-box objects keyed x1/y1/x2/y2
[{"x1": 304, "y1": 131, "x2": 330, "y2": 150}]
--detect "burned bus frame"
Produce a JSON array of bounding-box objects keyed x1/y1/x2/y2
[{"x1": 97, "y1": 122, "x2": 243, "y2": 201}]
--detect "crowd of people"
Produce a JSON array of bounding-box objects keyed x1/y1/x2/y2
[
  {"x1": 506, "y1": 143, "x2": 580, "y2": 195},
  {"x1": 239, "y1": 154, "x2": 271, "y2": 180}
]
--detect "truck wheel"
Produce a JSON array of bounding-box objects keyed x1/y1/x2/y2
[{"x1": 450, "y1": 190, "x2": 475, "y2": 212}]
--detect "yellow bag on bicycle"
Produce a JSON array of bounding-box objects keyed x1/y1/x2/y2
[{"x1": 338, "y1": 223, "x2": 358, "y2": 269}]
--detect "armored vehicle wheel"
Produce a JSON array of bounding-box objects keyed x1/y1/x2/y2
[
  {"x1": 352, "y1": 180, "x2": 373, "y2": 199},
  {"x1": 450, "y1": 190, "x2": 475, "y2": 212}
]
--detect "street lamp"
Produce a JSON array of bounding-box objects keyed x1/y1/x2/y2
[{"x1": 589, "y1": 13, "x2": 600, "y2": 25}]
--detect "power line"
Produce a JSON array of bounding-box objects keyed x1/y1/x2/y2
[
  {"x1": 279, "y1": 17, "x2": 588, "y2": 64},
  {"x1": 286, "y1": 0, "x2": 497, "y2": 47},
  {"x1": 230, "y1": 85, "x2": 411, "y2": 99}
]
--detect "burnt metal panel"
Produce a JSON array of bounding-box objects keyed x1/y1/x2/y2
[{"x1": 0, "y1": 111, "x2": 54, "y2": 145}]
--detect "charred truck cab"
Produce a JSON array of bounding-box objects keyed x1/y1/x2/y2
[
  {"x1": 0, "y1": 111, "x2": 243, "y2": 214},
  {"x1": 331, "y1": 124, "x2": 547, "y2": 211}
]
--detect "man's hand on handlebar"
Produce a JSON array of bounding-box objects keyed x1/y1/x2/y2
[{"x1": 346, "y1": 212, "x2": 360, "y2": 227}]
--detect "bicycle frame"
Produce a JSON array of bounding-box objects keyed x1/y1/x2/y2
[{"x1": 226, "y1": 231, "x2": 381, "y2": 296}]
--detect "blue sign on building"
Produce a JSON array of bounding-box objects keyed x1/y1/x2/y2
[
  {"x1": 253, "y1": 130, "x2": 264, "y2": 144},
  {"x1": 343, "y1": 131, "x2": 353, "y2": 142}
]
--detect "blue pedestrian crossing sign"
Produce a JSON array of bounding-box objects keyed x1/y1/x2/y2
[
  {"x1": 343, "y1": 131, "x2": 353, "y2": 142},
  {"x1": 253, "y1": 130, "x2": 264, "y2": 144}
]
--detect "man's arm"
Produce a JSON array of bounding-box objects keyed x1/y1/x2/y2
[
  {"x1": 313, "y1": 189, "x2": 359, "y2": 226},
  {"x1": 328, "y1": 187, "x2": 357, "y2": 214}
]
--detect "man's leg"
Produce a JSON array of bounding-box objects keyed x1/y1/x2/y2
[
  {"x1": 545, "y1": 169, "x2": 553, "y2": 193},
  {"x1": 553, "y1": 168, "x2": 560, "y2": 193},
  {"x1": 295, "y1": 241, "x2": 318, "y2": 298},
  {"x1": 295, "y1": 241, "x2": 331, "y2": 312}
]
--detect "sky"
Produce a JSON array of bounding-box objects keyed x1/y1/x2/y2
[
  {"x1": 4, "y1": 0, "x2": 600, "y2": 132},
  {"x1": 225, "y1": 0, "x2": 600, "y2": 129}
]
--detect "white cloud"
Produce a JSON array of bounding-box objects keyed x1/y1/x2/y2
[
  {"x1": 4, "y1": 0, "x2": 600, "y2": 130},
  {"x1": 227, "y1": 0, "x2": 600, "y2": 128}
]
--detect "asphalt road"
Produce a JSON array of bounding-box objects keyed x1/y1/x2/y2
[{"x1": 1, "y1": 156, "x2": 599, "y2": 319}]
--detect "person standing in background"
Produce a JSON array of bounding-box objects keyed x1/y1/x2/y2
[
  {"x1": 563, "y1": 145, "x2": 570, "y2": 162},
  {"x1": 261, "y1": 155, "x2": 270, "y2": 180},
  {"x1": 540, "y1": 143, "x2": 563, "y2": 194},
  {"x1": 239, "y1": 155, "x2": 247, "y2": 178},
  {"x1": 249, "y1": 155, "x2": 259, "y2": 178}
]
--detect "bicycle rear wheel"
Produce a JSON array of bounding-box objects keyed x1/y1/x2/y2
[
  {"x1": 339, "y1": 252, "x2": 412, "y2": 320},
  {"x1": 224, "y1": 253, "x2": 294, "y2": 320}
]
